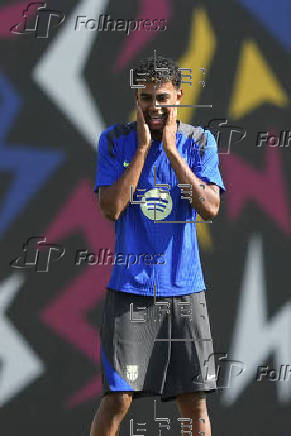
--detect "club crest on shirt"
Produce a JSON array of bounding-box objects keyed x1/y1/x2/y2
[
  {"x1": 140, "y1": 188, "x2": 173, "y2": 221},
  {"x1": 126, "y1": 365, "x2": 139, "y2": 381}
]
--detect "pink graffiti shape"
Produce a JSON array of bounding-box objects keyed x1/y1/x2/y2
[
  {"x1": 114, "y1": 0, "x2": 173, "y2": 71},
  {"x1": 0, "y1": 1, "x2": 40, "y2": 38},
  {"x1": 222, "y1": 137, "x2": 290, "y2": 234},
  {"x1": 40, "y1": 179, "x2": 115, "y2": 407}
]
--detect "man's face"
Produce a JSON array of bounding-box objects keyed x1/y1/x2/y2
[{"x1": 136, "y1": 81, "x2": 182, "y2": 131}]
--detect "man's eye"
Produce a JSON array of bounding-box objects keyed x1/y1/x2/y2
[
  {"x1": 141, "y1": 96, "x2": 151, "y2": 101},
  {"x1": 157, "y1": 95, "x2": 168, "y2": 102}
]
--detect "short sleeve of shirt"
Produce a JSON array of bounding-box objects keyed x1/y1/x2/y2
[
  {"x1": 194, "y1": 129, "x2": 226, "y2": 195},
  {"x1": 94, "y1": 130, "x2": 124, "y2": 193}
]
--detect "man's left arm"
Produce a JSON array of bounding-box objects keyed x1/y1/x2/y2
[{"x1": 162, "y1": 107, "x2": 225, "y2": 221}]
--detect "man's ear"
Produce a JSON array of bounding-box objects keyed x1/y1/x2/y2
[{"x1": 176, "y1": 88, "x2": 183, "y2": 105}]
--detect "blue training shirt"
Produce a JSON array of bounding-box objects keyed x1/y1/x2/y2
[{"x1": 94, "y1": 120, "x2": 226, "y2": 297}]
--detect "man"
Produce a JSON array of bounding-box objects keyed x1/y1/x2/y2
[{"x1": 90, "y1": 55, "x2": 226, "y2": 436}]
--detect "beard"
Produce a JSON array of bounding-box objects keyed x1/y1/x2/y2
[{"x1": 144, "y1": 107, "x2": 168, "y2": 131}]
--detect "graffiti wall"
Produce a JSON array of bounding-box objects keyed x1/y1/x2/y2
[{"x1": 0, "y1": 0, "x2": 290, "y2": 435}]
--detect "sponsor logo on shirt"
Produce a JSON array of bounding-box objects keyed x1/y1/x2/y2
[{"x1": 140, "y1": 188, "x2": 173, "y2": 221}]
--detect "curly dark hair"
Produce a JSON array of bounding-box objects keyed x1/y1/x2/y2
[{"x1": 131, "y1": 54, "x2": 181, "y2": 89}]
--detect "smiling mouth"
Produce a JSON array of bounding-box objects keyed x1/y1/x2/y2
[
  {"x1": 147, "y1": 117, "x2": 164, "y2": 129},
  {"x1": 147, "y1": 114, "x2": 167, "y2": 122}
]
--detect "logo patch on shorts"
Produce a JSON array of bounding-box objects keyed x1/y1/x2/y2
[
  {"x1": 206, "y1": 373, "x2": 216, "y2": 381},
  {"x1": 126, "y1": 365, "x2": 138, "y2": 381}
]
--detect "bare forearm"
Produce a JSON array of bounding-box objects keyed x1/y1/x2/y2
[
  {"x1": 165, "y1": 149, "x2": 220, "y2": 220},
  {"x1": 99, "y1": 147, "x2": 148, "y2": 220}
]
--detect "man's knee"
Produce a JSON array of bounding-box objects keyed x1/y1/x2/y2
[
  {"x1": 102, "y1": 392, "x2": 133, "y2": 416},
  {"x1": 176, "y1": 391, "x2": 207, "y2": 413}
]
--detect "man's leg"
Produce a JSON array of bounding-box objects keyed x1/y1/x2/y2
[
  {"x1": 90, "y1": 392, "x2": 133, "y2": 436},
  {"x1": 176, "y1": 392, "x2": 211, "y2": 436}
]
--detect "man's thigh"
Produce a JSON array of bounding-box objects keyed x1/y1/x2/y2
[{"x1": 161, "y1": 291, "x2": 217, "y2": 401}]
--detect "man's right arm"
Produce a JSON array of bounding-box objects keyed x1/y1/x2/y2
[
  {"x1": 98, "y1": 146, "x2": 149, "y2": 221},
  {"x1": 98, "y1": 100, "x2": 152, "y2": 221}
]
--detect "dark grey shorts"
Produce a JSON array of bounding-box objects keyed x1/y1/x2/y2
[{"x1": 100, "y1": 288, "x2": 217, "y2": 402}]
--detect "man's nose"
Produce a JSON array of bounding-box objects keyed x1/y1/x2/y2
[
  {"x1": 148, "y1": 98, "x2": 162, "y2": 112},
  {"x1": 148, "y1": 98, "x2": 157, "y2": 111}
]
